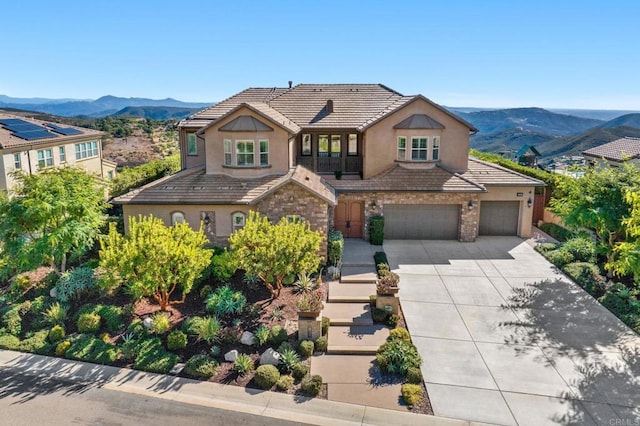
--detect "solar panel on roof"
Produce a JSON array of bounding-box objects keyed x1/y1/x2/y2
[
  {"x1": 13, "y1": 130, "x2": 58, "y2": 140},
  {"x1": 45, "y1": 123, "x2": 83, "y2": 136}
]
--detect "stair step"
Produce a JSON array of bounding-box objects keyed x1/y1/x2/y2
[
  {"x1": 340, "y1": 266, "x2": 378, "y2": 284},
  {"x1": 328, "y1": 282, "x2": 376, "y2": 303},
  {"x1": 327, "y1": 325, "x2": 390, "y2": 355},
  {"x1": 323, "y1": 303, "x2": 373, "y2": 326}
]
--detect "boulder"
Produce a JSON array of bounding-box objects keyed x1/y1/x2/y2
[
  {"x1": 49, "y1": 287, "x2": 57, "y2": 298},
  {"x1": 240, "y1": 331, "x2": 256, "y2": 346},
  {"x1": 169, "y1": 363, "x2": 185, "y2": 375},
  {"x1": 224, "y1": 349, "x2": 239, "y2": 362},
  {"x1": 259, "y1": 348, "x2": 280, "y2": 366},
  {"x1": 143, "y1": 317, "x2": 154, "y2": 329}
]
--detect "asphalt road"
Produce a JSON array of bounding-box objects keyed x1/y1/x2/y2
[{"x1": 0, "y1": 368, "x2": 307, "y2": 426}]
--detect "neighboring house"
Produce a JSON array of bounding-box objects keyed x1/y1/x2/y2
[
  {"x1": 0, "y1": 115, "x2": 117, "y2": 192},
  {"x1": 114, "y1": 84, "x2": 544, "y2": 256},
  {"x1": 583, "y1": 137, "x2": 640, "y2": 167},
  {"x1": 516, "y1": 145, "x2": 541, "y2": 166}
]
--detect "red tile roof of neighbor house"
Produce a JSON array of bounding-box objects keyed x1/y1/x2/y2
[
  {"x1": 464, "y1": 157, "x2": 546, "y2": 187},
  {"x1": 180, "y1": 84, "x2": 476, "y2": 132},
  {"x1": 582, "y1": 137, "x2": 640, "y2": 162}
]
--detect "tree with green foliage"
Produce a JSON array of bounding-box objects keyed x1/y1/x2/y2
[
  {"x1": 110, "y1": 154, "x2": 180, "y2": 197},
  {"x1": 229, "y1": 212, "x2": 322, "y2": 298},
  {"x1": 0, "y1": 168, "x2": 107, "y2": 275},
  {"x1": 99, "y1": 215, "x2": 210, "y2": 310},
  {"x1": 550, "y1": 163, "x2": 640, "y2": 276},
  {"x1": 610, "y1": 191, "x2": 640, "y2": 281}
]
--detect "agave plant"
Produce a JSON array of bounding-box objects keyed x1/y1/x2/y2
[{"x1": 293, "y1": 272, "x2": 316, "y2": 294}]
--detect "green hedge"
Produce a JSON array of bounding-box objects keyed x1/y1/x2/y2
[
  {"x1": 132, "y1": 337, "x2": 178, "y2": 374},
  {"x1": 539, "y1": 223, "x2": 575, "y2": 242},
  {"x1": 66, "y1": 334, "x2": 120, "y2": 364},
  {"x1": 369, "y1": 216, "x2": 384, "y2": 245},
  {"x1": 327, "y1": 231, "x2": 344, "y2": 267},
  {"x1": 111, "y1": 155, "x2": 180, "y2": 197}
]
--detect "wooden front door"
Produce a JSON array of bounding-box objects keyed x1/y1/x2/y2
[{"x1": 335, "y1": 200, "x2": 363, "y2": 238}]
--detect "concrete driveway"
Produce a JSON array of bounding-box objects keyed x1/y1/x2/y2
[{"x1": 384, "y1": 237, "x2": 640, "y2": 426}]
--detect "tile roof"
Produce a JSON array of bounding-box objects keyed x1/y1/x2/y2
[
  {"x1": 114, "y1": 165, "x2": 336, "y2": 206},
  {"x1": 218, "y1": 115, "x2": 274, "y2": 132},
  {"x1": 327, "y1": 163, "x2": 486, "y2": 193},
  {"x1": 582, "y1": 137, "x2": 640, "y2": 162},
  {"x1": 0, "y1": 114, "x2": 103, "y2": 149},
  {"x1": 393, "y1": 114, "x2": 445, "y2": 129},
  {"x1": 464, "y1": 157, "x2": 546, "y2": 186},
  {"x1": 198, "y1": 102, "x2": 301, "y2": 135}
]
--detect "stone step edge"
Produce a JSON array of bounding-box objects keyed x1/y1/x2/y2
[
  {"x1": 327, "y1": 345, "x2": 379, "y2": 355},
  {"x1": 327, "y1": 297, "x2": 373, "y2": 303},
  {"x1": 339, "y1": 278, "x2": 378, "y2": 284},
  {"x1": 328, "y1": 319, "x2": 374, "y2": 326}
]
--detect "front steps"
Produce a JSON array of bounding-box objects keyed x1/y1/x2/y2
[
  {"x1": 339, "y1": 266, "x2": 378, "y2": 283},
  {"x1": 322, "y1": 302, "x2": 373, "y2": 326},
  {"x1": 327, "y1": 325, "x2": 390, "y2": 354},
  {"x1": 327, "y1": 282, "x2": 376, "y2": 303}
]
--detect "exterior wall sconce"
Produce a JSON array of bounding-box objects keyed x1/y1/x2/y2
[
  {"x1": 527, "y1": 198, "x2": 533, "y2": 208},
  {"x1": 203, "y1": 213, "x2": 211, "y2": 225},
  {"x1": 468, "y1": 200, "x2": 474, "y2": 210},
  {"x1": 371, "y1": 200, "x2": 377, "y2": 209}
]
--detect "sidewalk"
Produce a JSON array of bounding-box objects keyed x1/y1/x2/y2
[{"x1": 0, "y1": 349, "x2": 467, "y2": 426}]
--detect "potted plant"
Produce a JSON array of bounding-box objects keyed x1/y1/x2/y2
[
  {"x1": 296, "y1": 289, "x2": 324, "y2": 318},
  {"x1": 376, "y1": 270, "x2": 399, "y2": 295}
]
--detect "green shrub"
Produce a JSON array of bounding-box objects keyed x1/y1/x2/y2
[
  {"x1": 282, "y1": 274, "x2": 296, "y2": 286},
  {"x1": 29, "y1": 296, "x2": 48, "y2": 317},
  {"x1": 373, "y1": 252, "x2": 389, "y2": 275},
  {"x1": 66, "y1": 334, "x2": 120, "y2": 365},
  {"x1": 598, "y1": 284, "x2": 640, "y2": 332},
  {"x1": 539, "y1": 223, "x2": 574, "y2": 242},
  {"x1": 276, "y1": 374, "x2": 294, "y2": 391},
  {"x1": 210, "y1": 345, "x2": 221, "y2": 358},
  {"x1": 327, "y1": 231, "x2": 344, "y2": 267},
  {"x1": 127, "y1": 318, "x2": 147, "y2": 337},
  {"x1": 206, "y1": 285, "x2": 246, "y2": 317},
  {"x1": 372, "y1": 307, "x2": 389, "y2": 323},
  {"x1": 0, "y1": 334, "x2": 20, "y2": 350},
  {"x1": 300, "y1": 374, "x2": 323, "y2": 396},
  {"x1": 299, "y1": 340, "x2": 314, "y2": 358},
  {"x1": 279, "y1": 348, "x2": 300, "y2": 374},
  {"x1": 54, "y1": 266, "x2": 98, "y2": 305},
  {"x1": 535, "y1": 242, "x2": 559, "y2": 253},
  {"x1": 8, "y1": 275, "x2": 31, "y2": 302},
  {"x1": 196, "y1": 317, "x2": 221, "y2": 344},
  {"x1": 406, "y1": 367, "x2": 423, "y2": 384},
  {"x1": 253, "y1": 325, "x2": 271, "y2": 346},
  {"x1": 77, "y1": 313, "x2": 101, "y2": 334},
  {"x1": 389, "y1": 327, "x2": 411, "y2": 342},
  {"x1": 133, "y1": 338, "x2": 178, "y2": 374},
  {"x1": 545, "y1": 249, "x2": 575, "y2": 268},
  {"x1": 111, "y1": 154, "x2": 180, "y2": 198},
  {"x1": 17, "y1": 330, "x2": 52, "y2": 354},
  {"x1": 386, "y1": 314, "x2": 399, "y2": 328},
  {"x1": 48, "y1": 325, "x2": 66, "y2": 343},
  {"x1": 183, "y1": 354, "x2": 219, "y2": 379},
  {"x1": 232, "y1": 353, "x2": 254, "y2": 376},
  {"x1": 254, "y1": 364, "x2": 280, "y2": 390},
  {"x1": 166, "y1": 330, "x2": 187, "y2": 351},
  {"x1": 562, "y1": 262, "x2": 604, "y2": 294},
  {"x1": 55, "y1": 340, "x2": 71, "y2": 356},
  {"x1": 2, "y1": 305, "x2": 23, "y2": 336},
  {"x1": 43, "y1": 302, "x2": 68, "y2": 327},
  {"x1": 293, "y1": 273, "x2": 316, "y2": 293},
  {"x1": 97, "y1": 305, "x2": 124, "y2": 333},
  {"x1": 315, "y1": 336, "x2": 328, "y2": 352},
  {"x1": 199, "y1": 285, "x2": 213, "y2": 300},
  {"x1": 292, "y1": 362, "x2": 309, "y2": 380},
  {"x1": 150, "y1": 312, "x2": 171, "y2": 334},
  {"x1": 269, "y1": 325, "x2": 288, "y2": 346},
  {"x1": 376, "y1": 339, "x2": 422, "y2": 376},
  {"x1": 401, "y1": 383, "x2": 422, "y2": 407},
  {"x1": 211, "y1": 250, "x2": 237, "y2": 282},
  {"x1": 321, "y1": 316, "x2": 330, "y2": 336},
  {"x1": 563, "y1": 237, "x2": 596, "y2": 263},
  {"x1": 369, "y1": 294, "x2": 377, "y2": 307},
  {"x1": 182, "y1": 316, "x2": 205, "y2": 335},
  {"x1": 369, "y1": 216, "x2": 384, "y2": 245}
]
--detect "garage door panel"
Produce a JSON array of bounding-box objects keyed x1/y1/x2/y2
[
  {"x1": 479, "y1": 201, "x2": 519, "y2": 235},
  {"x1": 384, "y1": 204, "x2": 459, "y2": 240}
]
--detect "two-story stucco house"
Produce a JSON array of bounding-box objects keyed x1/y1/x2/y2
[
  {"x1": 114, "y1": 84, "x2": 544, "y2": 256},
  {"x1": 0, "y1": 115, "x2": 116, "y2": 193}
]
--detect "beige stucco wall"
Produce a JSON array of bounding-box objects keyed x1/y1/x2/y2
[
  {"x1": 203, "y1": 108, "x2": 292, "y2": 178},
  {"x1": 180, "y1": 128, "x2": 206, "y2": 170},
  {"x1": 363, "y1": 98, "x2": 472, "y2": 178},
  {"x1": 479, "y1": 185, "x2": 535, "y2": 237}
]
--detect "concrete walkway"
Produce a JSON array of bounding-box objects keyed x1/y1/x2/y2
[
  {"x1": 0, "y1": 349, "x2": 465, "y2": 426},
  {"x1": 385, "y1": 237, "x2": 640, "y2": 425}
]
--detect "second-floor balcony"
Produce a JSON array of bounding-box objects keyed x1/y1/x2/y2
[{"x1": 296, "y1": 155, "x2": 363, "y2": 175}]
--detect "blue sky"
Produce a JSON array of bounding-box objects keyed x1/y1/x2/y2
[{"x1": 2, "y1": 1, "x2": 638, "y2": 109}]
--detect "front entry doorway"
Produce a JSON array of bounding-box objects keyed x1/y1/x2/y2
[{"x1": 335, "y1": 200, "x2": 363, "y2": 238}]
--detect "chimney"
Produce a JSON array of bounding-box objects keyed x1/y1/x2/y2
[
  {"x1": 288, "y1": 80, "x2": 292, "y2": 89},
  {"x1": 326, "y1": 99, "x2": 333, "y2": 114}
]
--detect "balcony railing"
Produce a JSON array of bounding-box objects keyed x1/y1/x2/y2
[{"x1": 296, "y1": 156, "x2": 362, "y2": 175}]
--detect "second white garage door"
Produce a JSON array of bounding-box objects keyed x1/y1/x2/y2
[{"x1": 384, "y1": 204, "x2": 460, "y2": 239}]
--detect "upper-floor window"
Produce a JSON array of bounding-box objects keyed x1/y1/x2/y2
[
  {"x1": 37, "y1": 149, "x2": 53, "y2": 169},
  {"x1": 348, "y1": 134, "x2": 358, "y2": 156},
  {"x1": 224, "y1": 139, "x2": 232, "y2": 165},
  {"x1": 171, "y1": 211, "x2": 185, "y2": 225},
  {"x1": 236, "y1": 140, "x2": 254, "y2": 166},
  {"x1": 187, "y1": 133, "x2": 197, "y2": 155},
  {"x1": 397, "y1": 137, "x2": 406, "y2": 161},
  {"x1": 318, "y1": 135, "x2": 329, "y2": 157},
  {"x1": 13, "y1": 153, "x2": 21, "y2": 170},
  {"x1": 59, "y1": 146, "x2": 66, "y2": 163},
  {"x1": 330, "y1": 135, "x2": 341, "y2": 158},
  {"x1": 75, "y1": 141, "x2": 99, "y2": 160},
  {"x1": 259, "y1": 140, "x2": 269, "y2": 166},
  {"x1": 302, "y1": 134, "x2": 312, "y2": 156},
  {"x1": 432, "y1": 136, "x2": 440, "y2": 161},
  {"x1": 411, "y1": 137, "x2": 428, "y2": 161},
  {"x1": 232, "y1": 212, "x2": 246, "y2": 233}
]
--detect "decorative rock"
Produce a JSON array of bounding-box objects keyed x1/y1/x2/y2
[
  {"x1": 169, "y1": 363, "x2": 185, "y2": 375},
  {"x1": 327, "y1": 266, "x2": 340, "y2": 279},
  {"x1": 49, "y1": 287, "x2": 57, "y2": 298},
  {"x1": 259, "y1": 348, "x2": 280, "y2": 366},
  {"x1": 240, "y1": 331, "x2": 256, "y2": 346},
  {"x1": 143, "y1": 317, "x2": 154, "y2": 329},
  {"x1": 224, "y1": 349, "x2": 239, "y2": 362}
]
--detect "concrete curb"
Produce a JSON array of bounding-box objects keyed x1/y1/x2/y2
[{"x1": 0, "y1": 349, "x2": 469, "y2": 426}]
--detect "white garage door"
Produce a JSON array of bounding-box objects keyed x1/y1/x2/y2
[
  {"x1": 479, "y1": 201, "x2": 520, "y2": 235},
  {"x1": 384, "y1": 204, "x2": 460, "y2": 239}
]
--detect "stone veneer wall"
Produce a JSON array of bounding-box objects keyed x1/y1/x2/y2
[
  {"x1": 337, "y1": 192, "x2": 480, "y2": 242},
  {"x1": 255, "y1": 183, "x2": 330, "y2": 259}
]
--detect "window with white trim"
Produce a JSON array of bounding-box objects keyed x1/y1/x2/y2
[
  {"x1": 411, "y1": 137, "x2": 428, "y2": 161},
  {"x1": 224, "y1": 139, "x2": 232, "y2": 165},
  {"x1": 37, "y1": 149, "x2": 53, "y2": 169},
  {"x1": 187, "y1": 133, "x2": 197, "y2": 155},
  {"x1": 75, "y1": 141, "x2": 99, "y2": 160},
  {"x1": 432, "y1": 136, "x2": 440, "y2": 161},
  {"x1": 236, "y1": 140, "x2": 254, "y2": 166},
  {"x1": 171, "y1": 212, "x2": 185, "y2": 225},
  {"x1": 59, "y1": 146, "x2": 66, "y2": 163},
  {"x1": 397, "y1": 137, "x2": 406, "y2": 161},
  {"x1": 232, "y1": 212, "x2": 246, "y2": 233},
  {"x1": 13, "y1": 153, "x2": 21, "y2": 169},
  {"x1": 259, "y1": 140, "x2": 269, "y2": 166}
]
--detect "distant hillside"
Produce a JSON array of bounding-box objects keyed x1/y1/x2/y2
[
  {"x1": 111, "y1": 106, "x2": 201, "y2": 120},
  {"x1": 0, "y1": 94, "x2": 211, "y2": 118},
  {"x1": 457, "y1": 107, "x2": 604, "y2": 136},
  {"x1": 537, "y1": 126, "x2": 640, "y2": 158},
  {"x1": 599, "y1": 113, "x2": 640, "y2": 129},
  {"x1": 470, "y1": 128, "x2": 556, "y2": 154},
  {"x1": 549, "y1": 109, "x2": 640, "y2": 121}
]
